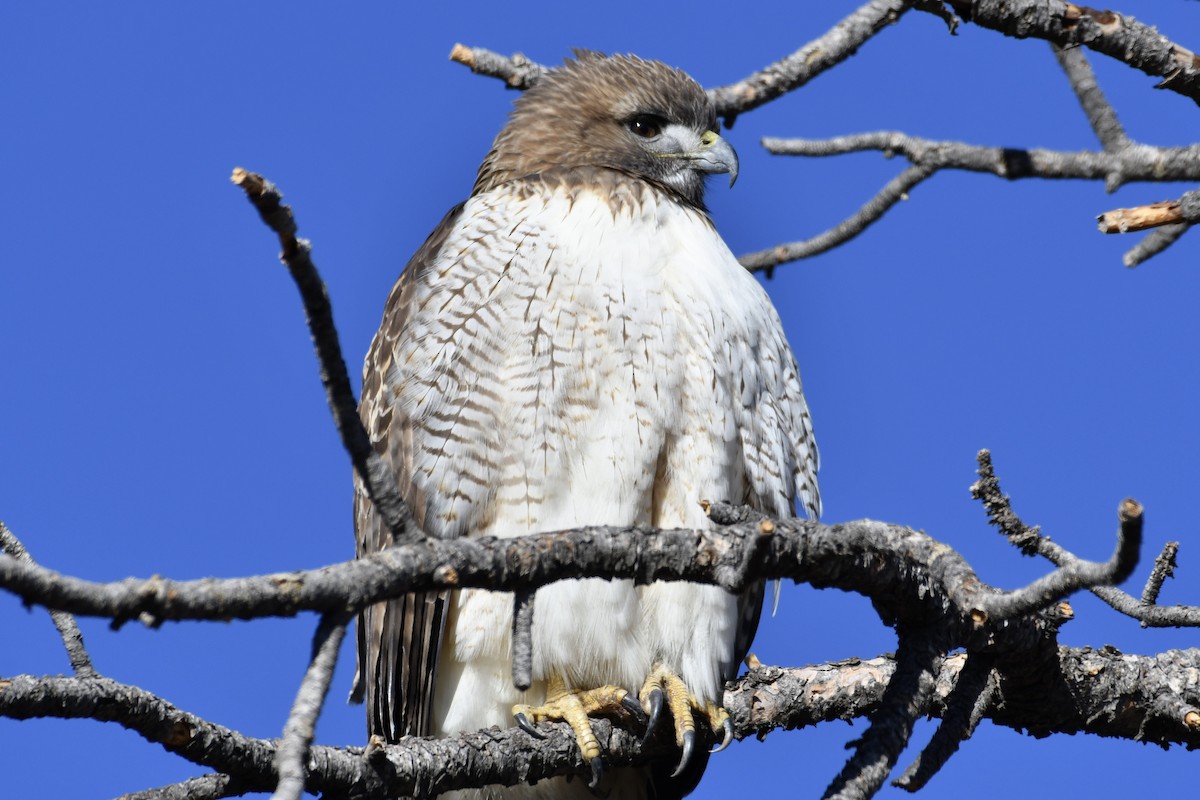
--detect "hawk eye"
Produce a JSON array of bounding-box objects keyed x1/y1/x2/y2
[{"x1": 628, "y1": 114, "x2": 664, "y2": 139}]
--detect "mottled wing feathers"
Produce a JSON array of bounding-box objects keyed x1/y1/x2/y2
[{"x1": 352, "y1": 203, "x2": 464, "y2": 739}]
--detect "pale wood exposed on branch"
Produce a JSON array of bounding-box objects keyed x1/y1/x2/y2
[
  {"x1": 1099, "y1": 199, "x2": 1189, "y2": 233},
  {"x1": 1095, "y1": 175, "x2": 1199, "y2": 268}
]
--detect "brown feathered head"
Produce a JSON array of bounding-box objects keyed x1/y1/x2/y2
[{"x1": 473, "y1": 51, "x2": 737, "y2": 208}]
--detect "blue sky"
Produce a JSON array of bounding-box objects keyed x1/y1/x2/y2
[{"x1": 2, "y1": 2, "x2": 1199, "y2": 798}]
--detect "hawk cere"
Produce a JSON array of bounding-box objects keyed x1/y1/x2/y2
[{"x1": 353, "y1": 52, "x2": 820, "y2": 799}]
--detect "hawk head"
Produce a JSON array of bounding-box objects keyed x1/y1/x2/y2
[{"x1": 473, "y1": 51, "x2": 738, "y2": 208}]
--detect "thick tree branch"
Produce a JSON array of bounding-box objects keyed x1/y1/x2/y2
[
  {"x1": 0, "y1": 509, "x2": 1136, "y2": 635},
  {"x1": 8, "y1": 645, "x2": 1200, "y2": 799},
  {"x1": 230, "y1": 168, "x2": 418, "y2": 543},
  {"x1": 931, "y1": 1, "x2": 1200, "y2": 106}
]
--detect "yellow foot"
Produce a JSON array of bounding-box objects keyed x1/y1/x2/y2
[
  {"x1": 512, "y1": 675, "x2": 647, "y2": 790},
  {"x1": 639, "y1": 663, "x2": 735, "y2": 777}
]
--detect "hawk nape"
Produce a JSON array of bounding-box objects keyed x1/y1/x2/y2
[{"x1": 353, "y1": 51, "x2": 820, "y2": 800}]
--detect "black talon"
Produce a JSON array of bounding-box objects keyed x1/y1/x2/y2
[
  {"x1": 672, "y1": 729, "x2": 696, "y2": 778},
  {"x1": 621, "y1": 694, "x2": 648, "y2": 727},
  {"x1": 515, "y1": 712, "x2": 546, "y2": 739},
  {"x1": 642, "y1": 688, "x2": 664, "y2": 746},
  {"x1": 587, "y1": 756, "x2": 606, "y2": 791},
  {"x1": 710, "y1": 718, "x2": 734, "y2": 754}
]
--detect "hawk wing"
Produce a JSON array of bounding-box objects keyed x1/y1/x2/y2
[
  {"x1": 351, "y1": 202, "x2": 464, "y2": 740},
  {"x1": 732, "y1": 302, "x2": 821, "y2": 673}
]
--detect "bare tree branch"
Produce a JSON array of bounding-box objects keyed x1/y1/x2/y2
[
  {"x1": 971, "y1": 449, "x2": 1200, "y2": 627},
  {"x1": 0, "y1": 521, "x2": 96, "y2": 679},
  {"x1": 230, "y1": 168, "x2": 418, "y2": 543},
  {"x1": 822, "y1": 631, "x2": 943, "y2": 800},
  {"x1": 0, "y1": 508, "x2": 1140, "y2": 634},
  {"x1": 1142, "y1": 541, "x2": 1180, "y2": 606},
  {"x1": 8, "y1": 644, "x2": 1200, "y2": 799},
  {"x1": 929, "y1": 1, "x2": 1200, "y2": 106},
  {"x1": 449, "y1": 1, "x2": 915, "y2": 125},
  {"x1": 973, "y1": 496, "x2": 1141, "y2": 622},
  {"x1": 755, "y1": 131, "x2": 1200, "y2": 269},
  {"x1": 116, "y1": 773, "x2": 251, "y2": 800},
  {"x1": 449, "y1": 43, "x2": 548, "y2": 89},
  {"x1": 762, "y1": 132, "x2": 1200, "y2": 185},
  {"x1": 1052, "y1": 42, "x2": 1130, "y2": 157},
  {"x1": 739, "y1": 163, "x2": 933, "y2": 274},
  {"x1": 892, "y1": 654, "x2": 995, "y2": 792},
  {"x1": 271, "y1": 611, "x2": 352, "y2": 800},
  {"x1": 706, "y1": 0, "x2": 912, "y2": 124},
  {"x1": 1122, "y1": 222, "x2": 1190, "y2": 268}
]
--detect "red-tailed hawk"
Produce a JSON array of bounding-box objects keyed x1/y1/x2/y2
[{"x1": 353, "y1": 51, "x2": 819, "y2": 800}]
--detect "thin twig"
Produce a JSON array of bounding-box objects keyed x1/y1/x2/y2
[
  {"x1": 740, "y1": 164, "x2": 934, "y2": 274},
  {"x1": 1141, "y1": 541, "x2": 1180, "y2": 606},
  {"x1": 1052, "y1": 42, "x2": 1130, "y2": 157},
  {"x1": 0, "y1": 522, "x2": 96, "y2": 678},
  {"x1": 271, "y1": 611, "x2": 352, "y2": 800},
  {"x1": 706, "y1": 0, "x2": 912, "y2": 123},
  {"x1": 116, "y1": 773, "x2": 250, "y2": 800},
  {"x1": 1124, "y1": 223, "x2": 1190, "y2": 268},
  {"x1": 230, "y1": 168, "x2": 417, "y2": 542}
]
